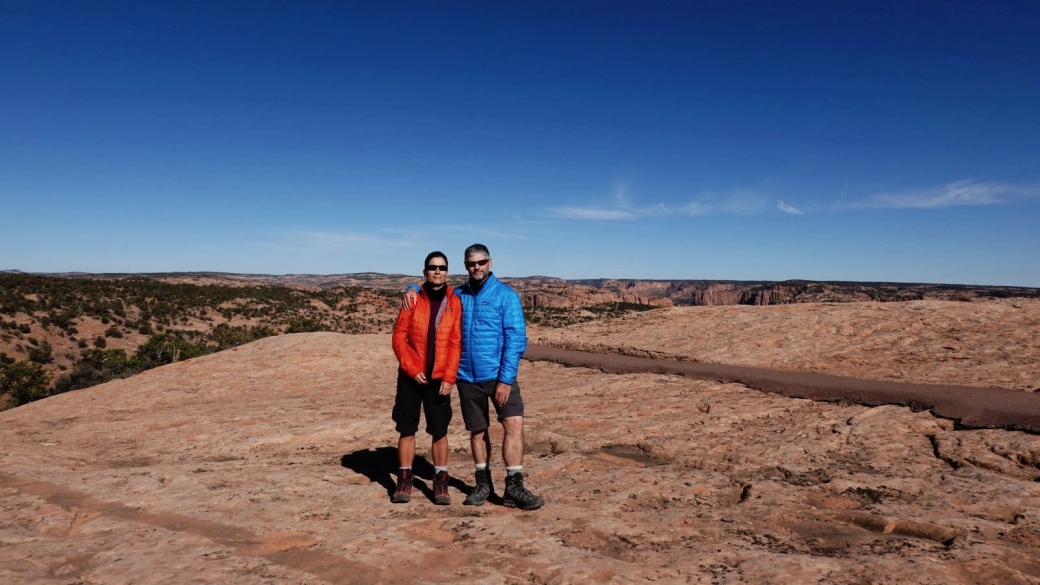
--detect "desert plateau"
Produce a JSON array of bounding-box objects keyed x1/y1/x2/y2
[
  {"x1": 8, "y1": 2, "x2": 1040, "y2": 583},
  {"x1": 3, "y1": 293, "x2": 1040, "y2": 584}
]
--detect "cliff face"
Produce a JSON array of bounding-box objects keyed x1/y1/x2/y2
[{"x1": 568, "y1": 279, "x2": 1040, "y2": 307}]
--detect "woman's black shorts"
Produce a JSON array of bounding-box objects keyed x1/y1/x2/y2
[{"x1": 392, "y1": 373, "x2": 453, "y2": 438}]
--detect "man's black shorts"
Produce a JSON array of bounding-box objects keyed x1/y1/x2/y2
[
  {"x1": 456, "y1": 379, "x2": 524, "y2": 432},
  {"x1": 392, "y1": 373, "x2": 452, "y2": 438}
]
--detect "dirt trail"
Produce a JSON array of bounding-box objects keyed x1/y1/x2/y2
[{"x1": 524, "y1": 345, "x2": 1040, "y2": 432}]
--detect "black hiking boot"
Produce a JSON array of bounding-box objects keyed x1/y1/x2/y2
[
  {"x1": 391, "y1": 469, "x2": 413, "y2": 503},
  {"x1": 463, "y1": 467, "x2": 493, "y2": 506},
  {"x1": 433, "y1": 470, "x2": 451, "y2": 505},
  {"x1": 503, "y1": 472, "x2": 544, "y2": 510}
]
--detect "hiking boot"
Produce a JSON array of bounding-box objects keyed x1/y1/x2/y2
[
  {"x1": 433, "y1": 470, "x2": 451, "y2": 505},
  {"x1": 463, "y1": 467, "x2": 493, "y2": 506},
  {"x1": 503, "y1": 472, "x2": 544, "y2": 510},
  {"x1": 391, "y1": 469, "x2": 413, "y2": 503}
]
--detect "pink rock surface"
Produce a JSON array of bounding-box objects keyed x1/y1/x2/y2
[
  {"x1": 3, "y1": 330, "x2": 1040, "y2": 583},
  {"x1": 530, "y1": 299, "x2": 1040, "y2": 391}
]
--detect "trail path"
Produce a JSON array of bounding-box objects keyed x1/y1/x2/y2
[{"x1": 524, "y1": 345, "x2": 1040, "y2": 432}]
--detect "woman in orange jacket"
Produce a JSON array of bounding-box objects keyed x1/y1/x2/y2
[{"x1": 390, "y1": 251, "x2": 462, "y2": 505}]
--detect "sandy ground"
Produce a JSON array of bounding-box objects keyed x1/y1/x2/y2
[
  {"x1": 530, "y1": 299, "x2": 1040, "y2": 392},
  {"x1": 3, "y1": 327, "x2": 1040, "y2": 584}
]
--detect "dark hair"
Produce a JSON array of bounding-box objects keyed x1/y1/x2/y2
[
  {"x1": 464, "y1": 243, "x2": 490, "y2": 259},
  {"x1": 424, "y1": 251, "x2": 448, "y2": 269}
]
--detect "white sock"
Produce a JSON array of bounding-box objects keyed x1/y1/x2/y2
[
  {"x1": 475, "y1": 463, "x2": 487, "y2": 471},
  {"x1": 506, "y1": 466, "x2": 523, "y2": 476},
  {"x1": 434, "y1": 466, "x2": 447, "y2": 474}
]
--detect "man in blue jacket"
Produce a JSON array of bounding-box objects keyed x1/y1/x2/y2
[
  {"x1": 407, "y1": 243, "x2": 543, "y2": 510},
  {"x1": 454, "y1": 243, "x2": 543, "y2": 510}
]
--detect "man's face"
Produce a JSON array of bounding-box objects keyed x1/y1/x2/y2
[{"x1": 465, "y1": 253, "x2": 491, "y2": 281}]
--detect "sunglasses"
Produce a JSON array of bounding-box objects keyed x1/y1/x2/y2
[
  {"x1": 464, "y1": 259, "x2": 490, "y2": 268},
  {"x1": 425, "y1": 265, "x2": 449, "y2": 272}
]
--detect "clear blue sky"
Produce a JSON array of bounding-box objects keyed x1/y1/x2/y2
[{"x1": 2, "y1": 1, "x2": 1038, "y2": 285}]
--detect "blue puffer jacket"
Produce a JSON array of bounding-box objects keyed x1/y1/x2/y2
[{"x1": 455, "y1": 273, "x2": 527, "y2": 384}]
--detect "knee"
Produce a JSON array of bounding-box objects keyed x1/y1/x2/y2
[{"x1": 501, "y1": 416, "x2": 523, "y2": 434}]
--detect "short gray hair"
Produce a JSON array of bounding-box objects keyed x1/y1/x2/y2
[{"x1": 464, "y1": 243, "x2": 490, "y2": 259}]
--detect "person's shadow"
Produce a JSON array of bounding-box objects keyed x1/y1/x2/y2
[{"x1": 340, "y1": 447, "x2": 478, "y2": 504}]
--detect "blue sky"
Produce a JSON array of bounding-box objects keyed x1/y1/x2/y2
[{"x1": 2, "y1": 1, "x2": 1038, "y2": 285}]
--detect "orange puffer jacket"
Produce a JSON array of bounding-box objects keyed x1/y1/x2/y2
[{"x1": 392, "y1": 285, "x2": 462, "y2": 384}]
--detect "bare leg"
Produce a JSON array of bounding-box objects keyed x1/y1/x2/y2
[
  {"x1": 502, "y1": 416, "x2": 524, "y2": 468},
  {"x1": 397, "y1": 434, "x2": 415, "y2": 468},
  {"x1": 431, "y1": 435, "x2": 448, "y2": 468},
  {"x1": 470, "y1": 429, "x2": 492, "y2": 465}
]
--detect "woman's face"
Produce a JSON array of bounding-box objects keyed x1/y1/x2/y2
[{"x1": 424, "y1": 257, "x2": 448, "y2": 285}]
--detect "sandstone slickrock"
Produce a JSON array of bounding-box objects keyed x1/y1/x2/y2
[
  {"x1": 3, "y1": 327, "x2": 1040, "y2": 583},
  {"x1": 531, "y1": 299, "x2": 1040, "y2": 391}
]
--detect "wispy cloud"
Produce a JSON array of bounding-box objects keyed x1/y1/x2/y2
[
  {"x1": 678, "y1": 189, "x2": 770, "y2": 216},
  {"x1": 546, "y1": 207, "x2": 640, "y2": 220},
  {"x1": 545, "y1": 182, "x2": 658, "y2": 220},
  {"x1": 856, "y1": 180, "x2": 1040, "y2": 209},
  {"x1": 777, "y1": 201, "x2": 805, "y2": 215},
  {"x1": 547, "y1": 184, "x2": 773, "y2": 221}
]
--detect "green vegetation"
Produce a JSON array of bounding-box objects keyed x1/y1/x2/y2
[
  {"x1": 0, "y1": 273, "x2": 402, "y2": 407},
  {"x1": 525, "y1": 301, "x2": 659, "y2": 327},
  {"x1": 52, "y1": 330, "x2": 264, "y2": 396},
  {"x1": 1, "y1": 359, "x2": 53, "y2": 407},
  {"x1": 0, "y1": 272, "x2": 394, "y2": 331}
]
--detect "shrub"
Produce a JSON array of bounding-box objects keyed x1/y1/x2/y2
[
  {"x1": 208, "y1": 324, "x2": 277, "y2": 350},
  {"x1": 28, "y1": 341, "x2": 53, "y2": 364},
  {"x1": 286, "y1": 318, "x2": 326, "y2": 333},
  {"x1": 55, "y1": 348, "x2": 136, "y2": 394},
  {"x1": 2, "y1": 360, "x2": 53, "y2": 406},
  {"x1": 104, "y1": 325, "x2": 123, "y2": 338},
  {"x1": 132, "y1": 333, "x2": 206, "y2": 370},
  {"x1": 93, "y1": 336, "x2": 107, "y2": 348}
]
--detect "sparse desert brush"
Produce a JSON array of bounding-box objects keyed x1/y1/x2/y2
[{"x1": 1, "y1": 359, "x2": 53, "y2": 406}]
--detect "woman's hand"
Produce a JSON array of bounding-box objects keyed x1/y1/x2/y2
[
  {"x1": 414, "y1": 373, "x2": 428, "y2": 384},
  {"x1": 439, "y1": 381, "x2": 453, "y2": 396},
  {"x1": 401, "y1": 289, "x2": 418, "y2": 309}
]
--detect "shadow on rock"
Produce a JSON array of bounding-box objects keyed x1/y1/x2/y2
[
  {"x1": 340, "y1": 447, "x2": 475, "y2": 503},
  {"x1": 340, "y1": 447, "x2": 398, "y2": 496}
]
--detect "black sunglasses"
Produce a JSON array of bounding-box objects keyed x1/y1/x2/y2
[
  {"x1": 425, "y1": 265, "x2": 449, "y2": 272},
  {"x1": 464, "y1": 259, "x2": 490, "y2": 268}
]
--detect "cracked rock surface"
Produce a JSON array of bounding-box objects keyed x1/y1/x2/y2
[{"x1": 2, "y1": 324, "x2": 1040, "y2": 583}]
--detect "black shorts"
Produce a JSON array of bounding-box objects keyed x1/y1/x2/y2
[
  {"x1": 456, "y1": 379, "x2": 524, "y2": 432},
  {"x1": 392, "y1": 373, "x2": 452, "y2": 438}
]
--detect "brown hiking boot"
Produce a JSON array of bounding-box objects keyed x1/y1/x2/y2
[
  {"x1": 391, "y1": 469, "x2": 413, "y2": 503},
  {"x1": 433, "y1": 470, "x2": 451, "y2": 505}
]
